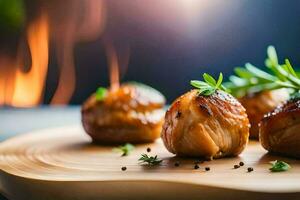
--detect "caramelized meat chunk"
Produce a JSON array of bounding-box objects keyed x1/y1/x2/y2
[
  {"x1": 260, "y1": 97, "x2": 300, "y2": 158},
  {"x1": 239, "y1": 89, "x2": 289, "y2": 139},
  {"x1": 82, "y1": 83, "x2": 165, "y2": 144},
  {"x1": 161, "y1": 90, "x2": 250, "y2": 159}
]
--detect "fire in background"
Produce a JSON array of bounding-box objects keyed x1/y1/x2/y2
[
  {"x1": 0, "y1": 0, "x2": 106, "y2": 107},
  {"x1": 0, "y1": 0, "x2": 245, "y2": 107}
]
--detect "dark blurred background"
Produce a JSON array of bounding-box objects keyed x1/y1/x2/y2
[{"x1": 1, "y1": 0, "x2": 300, "y2": 105}]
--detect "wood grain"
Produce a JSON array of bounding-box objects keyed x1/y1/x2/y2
[{"x1": 1, "y1": 126, "x2": 300, "y2": 200}]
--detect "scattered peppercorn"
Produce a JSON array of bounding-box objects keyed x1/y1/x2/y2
[
  {"x1": 194, "y1": 164, "x2": 200, "y2": 169},
  {"x1": 146, "y1": 147, "x2": 151, "y2": 152},
  {"x1": 121, "y1": 166, "x2": 127, "y2": 171},
  {"x1": 247, "y1": 167, "x2": 253, "y2": 172},
  {"x1": 234, "y1": 164, "x2": 240, "y2": 169},
  {"x1": 174, "y1": 161, "x2": 180, "y2": 167},
  {"x1": 239, "y1": 162, "x2": 244, "y2": 166},
  {"x1": 205, "y1": 167, "x2": 210, "y2": 171}
]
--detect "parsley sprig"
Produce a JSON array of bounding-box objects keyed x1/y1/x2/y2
[
  {"x1": 138, "y1": 154, "x2": 162, "y2": 166},
  {"x1": 191, "y1": 73, "x2": 228, "y2": 96},
  {"x1": 95, "y1": 87, "x2": 107, "y2": 101},
  {"x1": 113, "y1": 143, "x2": 135, "y2": 156},
  {"x1": 269, "y1": 160, "x2": 291, "y2": 172},
  {"x1": 225, "y1": 46, "x2": 300, "y2": 97}
]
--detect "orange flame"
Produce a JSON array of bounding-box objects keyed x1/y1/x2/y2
[
  {"x1": 0, "y1": 57, "x2": 16, "y2": 105},
  {"x1": 105, "y1": 41, "x2": 130, "y2": 91},
  {"x1": 50, "y1": 0, "x2": 106, "y2": 104},
  {"x1": 0, "y1": 1, "x2": 106, "y2": 107},
  {"x1": 0, "y1": 15, "x2": 49, "y2": 107},
  {"x1": 106, "y1": 44, "x2": 120, "y2": 91},
  {"x1": 50, "y1": 39, "x2": 76, "y2": 105}
]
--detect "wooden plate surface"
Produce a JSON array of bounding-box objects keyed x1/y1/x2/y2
[{"x1": 1, "y1": 126, "x2": 300, "y2": 200}]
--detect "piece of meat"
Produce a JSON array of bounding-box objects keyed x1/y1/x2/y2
[
  {"x1": 82, "y1": 83, "x2": 165, "y2": 144},
  {"x1": 239, "y1": 89, "x2": 289, "y2": 139},
  {"x1": 259, "y1": 97, "x2": 300, "y2": 158},
  {"x1": 161, "y1": 89, "x2": 250, "y2": 159}
]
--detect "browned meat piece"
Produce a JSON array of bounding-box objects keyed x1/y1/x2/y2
[
  {"x1": 82, "y1": 83, "x2": 165, "y2": 144},
  {"x1": 260, "y1": 97, "x2": 300, "y2": 158},
  {"x1": 161, "y1": 89, "x2": 250, "y2": 159},
  {"x1": 239, "y1": 89, "x2": 289, "y2": 139}
]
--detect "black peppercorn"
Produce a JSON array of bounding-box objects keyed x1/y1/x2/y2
[
  {"x1": 146, "y1": 147, "x2": 151, "y2": 152},
  {"x1": 174, "y1": 161, "x2": 180, "y2": 167},
  {"x1": 194, "y1": 164, "x2": 199, "y2": 169},
  {"x1": 239, "y1": 162, "x2": 244, "y2": 166},
  {"x1": 121, "y1": 166, "x2": 127, "y2": 171},
  {"x1": 234, "y1": 164, "x2": 240, "y2": 169},
  {"x1": 247, "y1": 167, "x2": 253, "y2": 172},
  {"x1": 205, "y1": 167, "x2": 210, "y2": 171}
]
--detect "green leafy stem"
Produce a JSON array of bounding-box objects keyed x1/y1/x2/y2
[
  {"x1": 191, "y1": 73, "x2": 228, "y2": 96},
  {"x1": 224, "y1": 46, "x2": 300, "y2": 97}
]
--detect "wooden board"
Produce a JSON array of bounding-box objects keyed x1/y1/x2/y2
[{"x1": 1, "y1": 126, "x2": 300, "y2": 200}]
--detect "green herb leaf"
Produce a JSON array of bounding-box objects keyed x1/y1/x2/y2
[
  {"x1": 190, "y1": 80, "x2": 209, "y2": 88},
  {"x1": 245, "y1": 63, "x2": 277, "y2": 82},
  {"x1": 215, "y1": 73, "x2": 223, "y2": 88},
  {"x1": 95, "y1": 87, "x2": 107, "y2": 101},
  {"x1": 267, "y1": 45, "x2": 278, "y2": 67},
  {"x1": 285, "y1": 59, "x2": 298, "y2": 78},
  {"x1": 269, "y1": 160, "x2": 291, "y2": 172},
  {"x1": 113, "y1": 143, "x2": 135, "y2": 156},
  {"x1": 225, "y1": 45, "x2": 300, "y2": 97},
  {"x1": 203, "y1": 73, "x2": 217, "y2": 86},
  {"x1": 138, "y1": 154, "x2": 162, "y2": 166},
  {"x1": 234, "y1": 67, "x2": 253, "y2": 79},
  {"x1": 191, "y1": 72, "x2": 228, "y2": 96}
]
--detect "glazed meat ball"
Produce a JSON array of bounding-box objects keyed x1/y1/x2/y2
[
  {"x1": 161, "y1": 89, "x2": 250, "y2": 159},
  {"x1": 82, "y1": 83, "x2": 165, "y2": 144},
  {"x1": 239, "y1": 89, "x2": 289, "y2": 139},
  {"x1": 260, "y1": 97, "x2": 300, "y2": 158}
]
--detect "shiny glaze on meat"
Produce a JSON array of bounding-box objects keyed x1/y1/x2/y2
[
  {"x1": 82, "y1": 83, "x2": 165, "y2": 144},
  {"x1": 161, "y1": 89, "x2": 250, "y2": 159},
  {"x1": 260, "y1": 97, "x2": 300, "y2": 158},
  {"x1": 239, "y1": 89, "x2": 289, "y2": 139}
]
